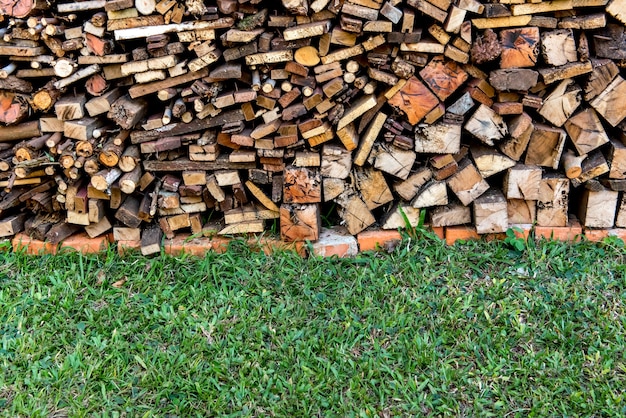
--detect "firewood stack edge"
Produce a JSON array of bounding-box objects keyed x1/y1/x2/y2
[{"x1": 0, "y1": 0, "x2": 626, "y2": 253}]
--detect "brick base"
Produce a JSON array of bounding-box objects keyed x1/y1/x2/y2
[{"x1": 8, "y1": 221, "x2": 626, "y2": 258}]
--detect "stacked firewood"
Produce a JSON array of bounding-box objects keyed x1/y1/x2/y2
[{"x1": 0, "y1": 0, "x2": 626, "y2": 252}]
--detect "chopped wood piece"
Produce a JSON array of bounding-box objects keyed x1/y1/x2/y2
[
  {"x1": 335, "y1": 190, "x2": 375, "y2": 235},
  {"x1": 579, "y1": 188, "x2": 618, "y2": 228},
  {"x1": 447, "y1": 159, "x2": 490, "y2": 206},
  {"x1": 464, "y1": 104, "x2": 507, "y2": 146},
  {"x1": 537, "y1": 173, "x2": 569, "y2": 227},
  {"x1": 280, "y1": 203, "x2": 320, "y2": 242},
  {"x1": 538, "y1": 79, "x2": 582, "y2": 127},
  {"x1": 387, "y1": 76, "x2": 438, "y2": 125},
  {"x1": 473, "y1": 189, "x2": 508, "y2": 234},
  {"x1": 499, "y1": 27, "x2": 539, "y2": 69},
  {"x1": 525, "y1": 124, "x2": 566, "y2": 169},
  {"x1": 504, "y1": 164, "x2": 542, "y2": 200}
]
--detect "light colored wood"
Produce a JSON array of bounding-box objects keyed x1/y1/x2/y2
[
  {"x1": 320, "y1": 145, "x2": 352, "y2": 179},
  {"x1": 372, "y1": 144, "x2": 415, "y2": 180},
  {"x1": 381, "y1": 204, "x2": 423, "y2": 230},
  {"x1": 284, "y1": 20, "x2": 331, "y2": 40},
  {"x1": 579, "y1": 188, "x2": 618, "y2": 228},
  {"x1": 538, "y1": 79, "x2": 582, "y2": 127},
  {"x1": 525, "y1": 124, "x2": 566, "y2": 169},
  {"x1": 606, "y1": 0, "x2": 626, "y2": 24},
  {"x1": 508, "y1": 199, "x2": 536, "y2": 224},
  {"x1": 335, "y1": 191, "x2": 375, "y2": 235},
  {"x1": 400, "y1": 40, "x2": 445, "y2": 54},
  {"x1": 430, "y1": 203, "x2": 471, "y2": 227},
  {"x1": 336, "y1": 93, "x2": 377, "y2": 130},
  {"x1": 471, "y1": 16, "x2": 532, "y2": 29},
  {"x1": 511, "y1": 0, "x2": 573, "y2": 15},
  {"x1": 539, "y1": 61, "x2": 593, "y2": 85},
  {"x1": 245, "y1": 181, "x2": 280, "y2": 212},
  {"x1": 415, "y1": 123, "x2": 461, "y2": 154},
  {"x1": 412, "y1": 181, "x2": 448, "y2": 208},
  {"x1": 336, "y1": 123, "x2": 359, "y2": 151},
  {"x1": 85, "y1": 88, "x2": 123, "y2": 117},
  {"x1": 470, "y1": 145, "x2": 516, "y2": 178},
  {"x1": 294, "y1": 46, "x2": 320, "y2": 66},
  {"x1": 323, "y1": 178, "x2": 345, "y2": 202},
  {"x1": 464, "y1": 104, "x2": 508, "y2": 146},
  {"x1": 562, "y1": 150, "x2": 587, "y2": 179},
  {"x1": 393, "y1": 167, "x2": 433, "y2": 201},
  {"x1": 245, "y1": 50, "x2": 294, "y2": 66},
  {"x1": 447, "y1": 159, "x2": 490, "y2": 206},
  {"x1": 500, "y1": 113, "x2": 533, "y2": 161},
  {"x1": 504, "y1": 164, "x2": 542, "y2": 200},
  {"x1": 607, "y1": 137, "x2": 626, "y2": 179},
  {"x1": 571, "y1": 151, "x2": 610, "y2": 187},
  {"x1": 53, "y1": 64, "x2": 100, "y2": 90},
  {"x1": 589, "y1": 75, "x2": 626, "y2": 127},
  {"x1": 564, "y1": 108, "x2": 609, "y2": 155},
  {"x1": 537, "y1": 173, "x2": 569, "y2": 227},
  {"x1": 353, "y1": 167, "x2": 394, "y2": 210},
  {"x1": 114, "y1": 19, "x2": 233, "y2": 40},
  {"x1": 473, "y1": 189, "x2": 508, "y2": 234},
  {"x1": 353, "y1": 112, "x2": 387, "y2": 166},
  {"x1": 541, "y1": 29, "x2": 577, "y2": 66}
]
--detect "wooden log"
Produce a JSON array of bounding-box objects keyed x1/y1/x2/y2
[
  {"x1": 280, "y1": 203, "x2": 320, "y2": 242},
  {"x1": 415, "y1": 123, "x2": 461, "y2": 154},
  {"x1": 508, "y1": 199, "x2": 536, "y2": 224},
  {"x1": 579, "y1": 188, "x2": 618, "y2": 228},
  {"x1": 464, "y1": 104, "x2": 508, "y2": 146},
  {"x1": 373, "y1": 144, "x2": 416, "y2": 180},
  {"x1": 283, "y1": 166, "x2": 321, "y2": 204},
  {"x1": 0, "y1": 91, "x2": 30, "y2": 125},
  {"x1": 387, "y1": 76, "x2": 438, "y2": 125},
  {"x1": 504, "y1": 164, "x2": 542, "y2": 200},
  {"x1": 353, "y1": 167, "x2": 393, "y2": 210},
  {"x1": 447, "y1": 159, "x2": 490, "y2": 206},
  {"x1": 589, "y1": 76, "x2": 626, "y2": 127},
  {"x1": 524, "y1": 124, "x2": 566, "y2": 169},
  {"x1": 473, "y1": 189, "x2": 508, "y2": 234},
  {"x1": 499, "y1": 27, "x2": 540, "y2": 69},
  {"x1": 470, "y1": 145, "x2": 516, "y2": 178},
  {"x1": 538, "y1": 79, "x2": 582, "y2": 127},
  {"x1": 571, "y1": 151, "x2": 610, "y2": 187},
  {"x1": 537, "y1": 173, "x2": 569, "y2": 227},
  {"x1": 335, "y1": 190, "x2": 376, "y2": 235},
  {"x1": 431, "y1": 203, "x2": 471, "y2": 227},
  {"x1": 412, "y1": 180, "x2": 448, "y2": 208}
]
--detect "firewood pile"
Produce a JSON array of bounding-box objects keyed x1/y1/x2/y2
[{"x1": 0, "y1": 0, "x2": 626, "y2": 252}]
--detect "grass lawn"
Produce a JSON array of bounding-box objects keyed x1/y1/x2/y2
[{"x1": 1, "y1": 230, "x2": 626, "y2": 417}]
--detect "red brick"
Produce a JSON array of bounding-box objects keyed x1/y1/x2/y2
[
  {"x1": 510, "y1": 224, "x2": 533, "y2": 240},
  {"x1": 584, "y1": 228, "x2": 609, "y2": 242},
  {"x1": 163, "y1": 233, "x2": 230, "y2": 256},
  {"x1": 535, "y1": 217, "x2": 582, "y2": 242},
  {"x1": 247, "y1": 237, "x2": 307, "y2": 256},
  {"x1": 12, "y1": 233, "x2": 57, "y2": 255},
  {"x1": 60, "y1": 232, "x2": 110, "y2": 254},
  {"x1": 312, "y1": 227, "x2": 358, "y2": 257},
  {"x1": 357, "y1": 230, "x2": 402, "y2": 252},
  {"x1": 429, "y1": 226, "x2": 445, "y2": 240},
  {"x1": 117, "y1": 240, "x2": 141, "y2": 256},
  {"x1": 607, "y1": 228, "x2": 626, "y2": 241},
  {"x1": 445, "y1": 226, "x2": 479, "y2": 245}
]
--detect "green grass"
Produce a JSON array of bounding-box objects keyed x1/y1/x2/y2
[{"x1": 1, "y1": 232, "x2": 626, "y2": 417}]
